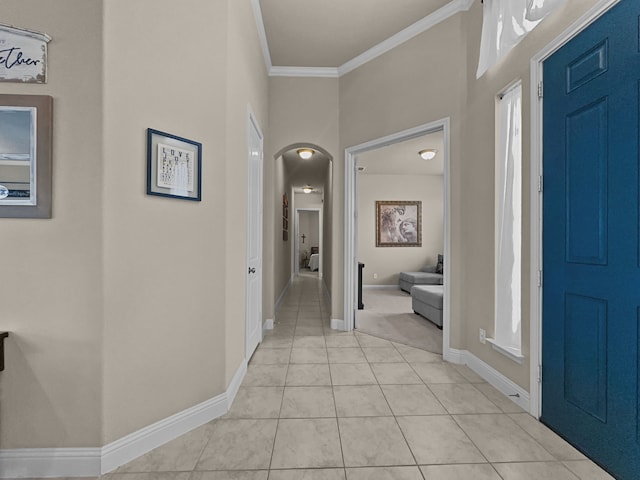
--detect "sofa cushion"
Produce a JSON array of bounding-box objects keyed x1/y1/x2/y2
[
  {"x1": 398, "y1": 271, "x2": 443, "y2": 285},
  {"x1": 435, "y1": 254, "x2": 444, "y2": 274},
  {"x1": 420, "y1": 265, "x2": 437, "y2": 273},
  {"x1": 411, "y1": 285, "x2": 444, "y2": 309}
]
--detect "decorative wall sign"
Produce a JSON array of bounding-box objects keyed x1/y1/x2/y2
[
  {"x1": 0, "y1": 24, "x2": 51, "y2": 84},
  {"x1": 147, "y1": 129, "x2": 202, "y2": 201}
]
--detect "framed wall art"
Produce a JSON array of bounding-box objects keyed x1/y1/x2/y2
[
  {"x1": 376, "y1": 200, "x2": 422, "y2": 247},
  {"x1": 282, "y1": 192, "x2": 289, "y2": 241},
  {"x1": 147, "y1": 128, "x2": 202, "y2": 201},
  {"x1": 0, "y1": 94, "x2": 53, "y2": 218}
]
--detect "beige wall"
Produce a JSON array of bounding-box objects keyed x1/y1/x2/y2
[
  {"x1": 459, "y1": 0, "x2": 603, "y2": 389},
  {"x1": 358, "y1": 174, "x2": 444, "y2": 285},
  {"x1": 0, "y1": 0, "x2": 104, "y2": 448},
  {"x1": 339, "y1": 15, "x2": 467, "y2": 345},
  {"x1": 1, "y1": 0, "x2": 268, "y2": 450},
  {"x1": 102, "y1": 0, "x2": 232, "y2": 443}
]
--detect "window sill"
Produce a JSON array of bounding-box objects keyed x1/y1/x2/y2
[{"x1": 486, "y1": 338, "x2": 524, "y2": 365}]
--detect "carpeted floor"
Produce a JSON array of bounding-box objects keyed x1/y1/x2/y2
[{"x1": 355, "y1": 287, "x2": 443, "y2": 354}]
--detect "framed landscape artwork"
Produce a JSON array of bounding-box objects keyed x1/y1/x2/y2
[{"x1": 376, "y1": 200, "x2": 422, "y2": 247}]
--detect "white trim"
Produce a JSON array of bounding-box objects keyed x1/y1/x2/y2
[
  {"x1": 322, "y1": 278, "x2": 332, "y2": 305},
  {"x1": 295, "y1": 207, "x2": 323, "y2": 277},
  {"x1": 249, "y1": 0, "x2": 272, "y2": 72},
  {"x1": 0, "y1": 361, "x2": 248, "y2": 478},
  {"x1": 275, "y1": 277, "x2": 293, "y2": 311},
  {"x1": 101, "y1": 394, "x2": 228, "y2": 474},
  {"x1": 338, "y1": 0, "x2": 473, "y2": 77},
  {"x1": 445, "y1": 347, "x2": 466, "y2": 365},
  {"x1": 263, "y1": 318, "x2": 274, "y2": 332},
  {"x1": 529, "y1": 0, "x2": 621, "y2": 419},
  {"x1": 363, "y1": 284, "x2": 400, "y2": 290},
  {"x1": 344, "y1": 118, "x2": 452, "y2": 363},
  {"x1": 448, "y1": 349, "x2": 530, "y2": 412},
  {"x1": 246, "y1": 106, "x2": 265, "y2": 361},
  {"x1": 486, "y1": 338, "x2": 525, "y2": 364},
  {"x1": 331, "y1": 318, "x2": 345, "y2": 330},
  {"x1": 225, "y1": 359, "x2": 248, "y2": 408},
  {"x1": 269, "y1": 66, "x2": 340, "y2": 78},
  {"x1": 253, "y1": 0, "x2": 474, "y2": 78},
  {"x1": 0, "y1": 448, "x2": 101, "y2": 478}
]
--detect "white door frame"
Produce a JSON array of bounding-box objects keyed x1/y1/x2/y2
[
  {"x1": 245, "y1": 106, "x2": 264, "y2": 360},
  {"x1": 529, "y1": 0, "x2": 621, "y2": 418},
  {"x1": 343, "y1": 118, "x2": 452, "y2": 359},
  {"x1": 295, "y1": 207, "x2": 323, "y2": 277}
]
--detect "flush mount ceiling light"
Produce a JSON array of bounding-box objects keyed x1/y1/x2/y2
[
  {"x1": 303, "y1": 185, "x2": 313, "y2": 194},
  {"x1": 419, "y1": 149, "x2": 437, "y2": 160},
  {"x1": 297, "y1": 148, "x2": 314, "y2": 160}
]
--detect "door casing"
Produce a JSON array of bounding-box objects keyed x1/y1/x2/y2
[{"x1": 343, "y1": 118, "x2": 452, "y2": 359}]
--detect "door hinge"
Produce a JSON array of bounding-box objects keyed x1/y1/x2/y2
[
  {"x1": 537, "y1": 81, "x2": 543, "y2": 99},
  {"x1": 537, "y1": 269, "x2": 542, "y2": 287},
  {"x1": 538, "y1": 175, "x2": 543, "y2": 193},
  {"x1": 538, "y1": 364, "x2": 543, "y2": 383}
]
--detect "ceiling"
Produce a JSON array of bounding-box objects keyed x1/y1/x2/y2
[
  {"x1": 357, "y1": 130, "x2": 444, "y2": 176},
  {"x1": 282, "y1": 149, "x2": 331, "y2": 194},
  {"x1": 257, "y1": 0, "x2": 465, "y2": 71}
]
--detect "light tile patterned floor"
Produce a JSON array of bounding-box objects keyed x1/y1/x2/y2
[{"x1": 104, "y1": 273, "x2": 614, "y2": 480}]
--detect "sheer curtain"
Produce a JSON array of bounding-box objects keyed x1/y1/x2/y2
[
  {"x1": 477, "y1": 0, "x2": 565, "y2": 78},
  {"x1": 495, "y1": 83, "x2": 522, "y2": 353}
]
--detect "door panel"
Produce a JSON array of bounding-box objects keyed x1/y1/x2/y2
[{"x1": 542, "y1": 0, "x2": 640, "y2": 478}]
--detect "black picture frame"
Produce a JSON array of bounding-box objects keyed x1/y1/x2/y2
[{"x1": 146, "y1": 128, "x2": 202, "y2": 201}]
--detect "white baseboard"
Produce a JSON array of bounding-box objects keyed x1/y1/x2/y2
[
  {"x1": 363, "y1": 284, "x2": 400, "y2": 289},
  {"x1": 263, "y1": 318, "x2": 274, "y2": 332},
  {"x1": 275, "y1": 278, "x2": 293, "y2": 311},
  {"x1": 330, "y1": 318, "x2": 345, "y2": 330},
  {"x1": 444, "y1": 346, "x2": 465, "y2": 364},
  {"x1": 101, "y1": 391, "x2": 228, "y2": 474},
  {"x1": 0, "y1": 362, "x2": 247, "y2": 478},
  {"x1": 322, "y1": 278, "x2": 331, "y2": 305},
  {"x1": 225, "y1": 359, "x2": 248, "y2": 408},
  {"x1": 446, "y1": 348, "x2": 530, "y2": 412},
  {"x1": 0, "y1": 448, "x2": 101, "y2": 478}
]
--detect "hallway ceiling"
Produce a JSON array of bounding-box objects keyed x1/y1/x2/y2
[{"x1": 258, "y1": 0, "x2": 454, "y2": 68}]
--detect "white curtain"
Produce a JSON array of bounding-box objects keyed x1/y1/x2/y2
[
  {"x1": 495, "y1": 83, "x2": 522, "y2": 352},
  {"x1": 477, "y1": 0, "x2": 565, "y2": 78}
]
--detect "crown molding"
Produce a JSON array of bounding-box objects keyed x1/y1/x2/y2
[
  {"x1": 338, "y1": 0, "x2": 474, "y2": 76},
  {"x1": 251, "y1": 0, "x2": 474, "y2": 78},
  {"x1": 269, "y1": 66, "x2": 340, "y2": 78},
  {"x1": 250, "y1": 0, "x2": 272, "y2": 73}
]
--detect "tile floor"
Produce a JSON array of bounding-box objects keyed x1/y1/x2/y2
[{"x1": 105, "y1": 273, "x2": 615, "y2": 480}]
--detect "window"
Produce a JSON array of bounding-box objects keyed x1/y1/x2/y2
[
  {"x1": 477, "y1": 0, "x2": 566, "y2": 78},
  {"x1": 489, "y1": 82, "x2": 524, "y2": 363}
]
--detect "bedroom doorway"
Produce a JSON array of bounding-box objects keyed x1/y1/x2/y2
[
  {"x1": 344, "y1": 118, "x2": 452, "y2": 359},
  {"x1": 295, "y1": 207, "x2": 322, "y2": 277}
]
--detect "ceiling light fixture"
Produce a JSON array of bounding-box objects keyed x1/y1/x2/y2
[
  {"x1": 297, "y1": 148, "x2": 314, "y2": 160},
  {"x1": 419, "y1": 149, "x2": 437, "y2": 160},
  {"x1": 303, "y1": 186, "x2": 313, "y2": 194}
]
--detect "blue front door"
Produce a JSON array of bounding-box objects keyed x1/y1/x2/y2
[{"x1": 542, "y1": 1, "x2": 640, "y2": 478}]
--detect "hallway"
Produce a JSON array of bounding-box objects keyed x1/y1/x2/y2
[{"x1": 108, "y1": 274, "x2": 612, "y2": 479}]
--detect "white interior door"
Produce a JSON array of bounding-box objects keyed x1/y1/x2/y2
[{"x1": 246, "y1": 110, "x2": 263, "y2": 360}]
